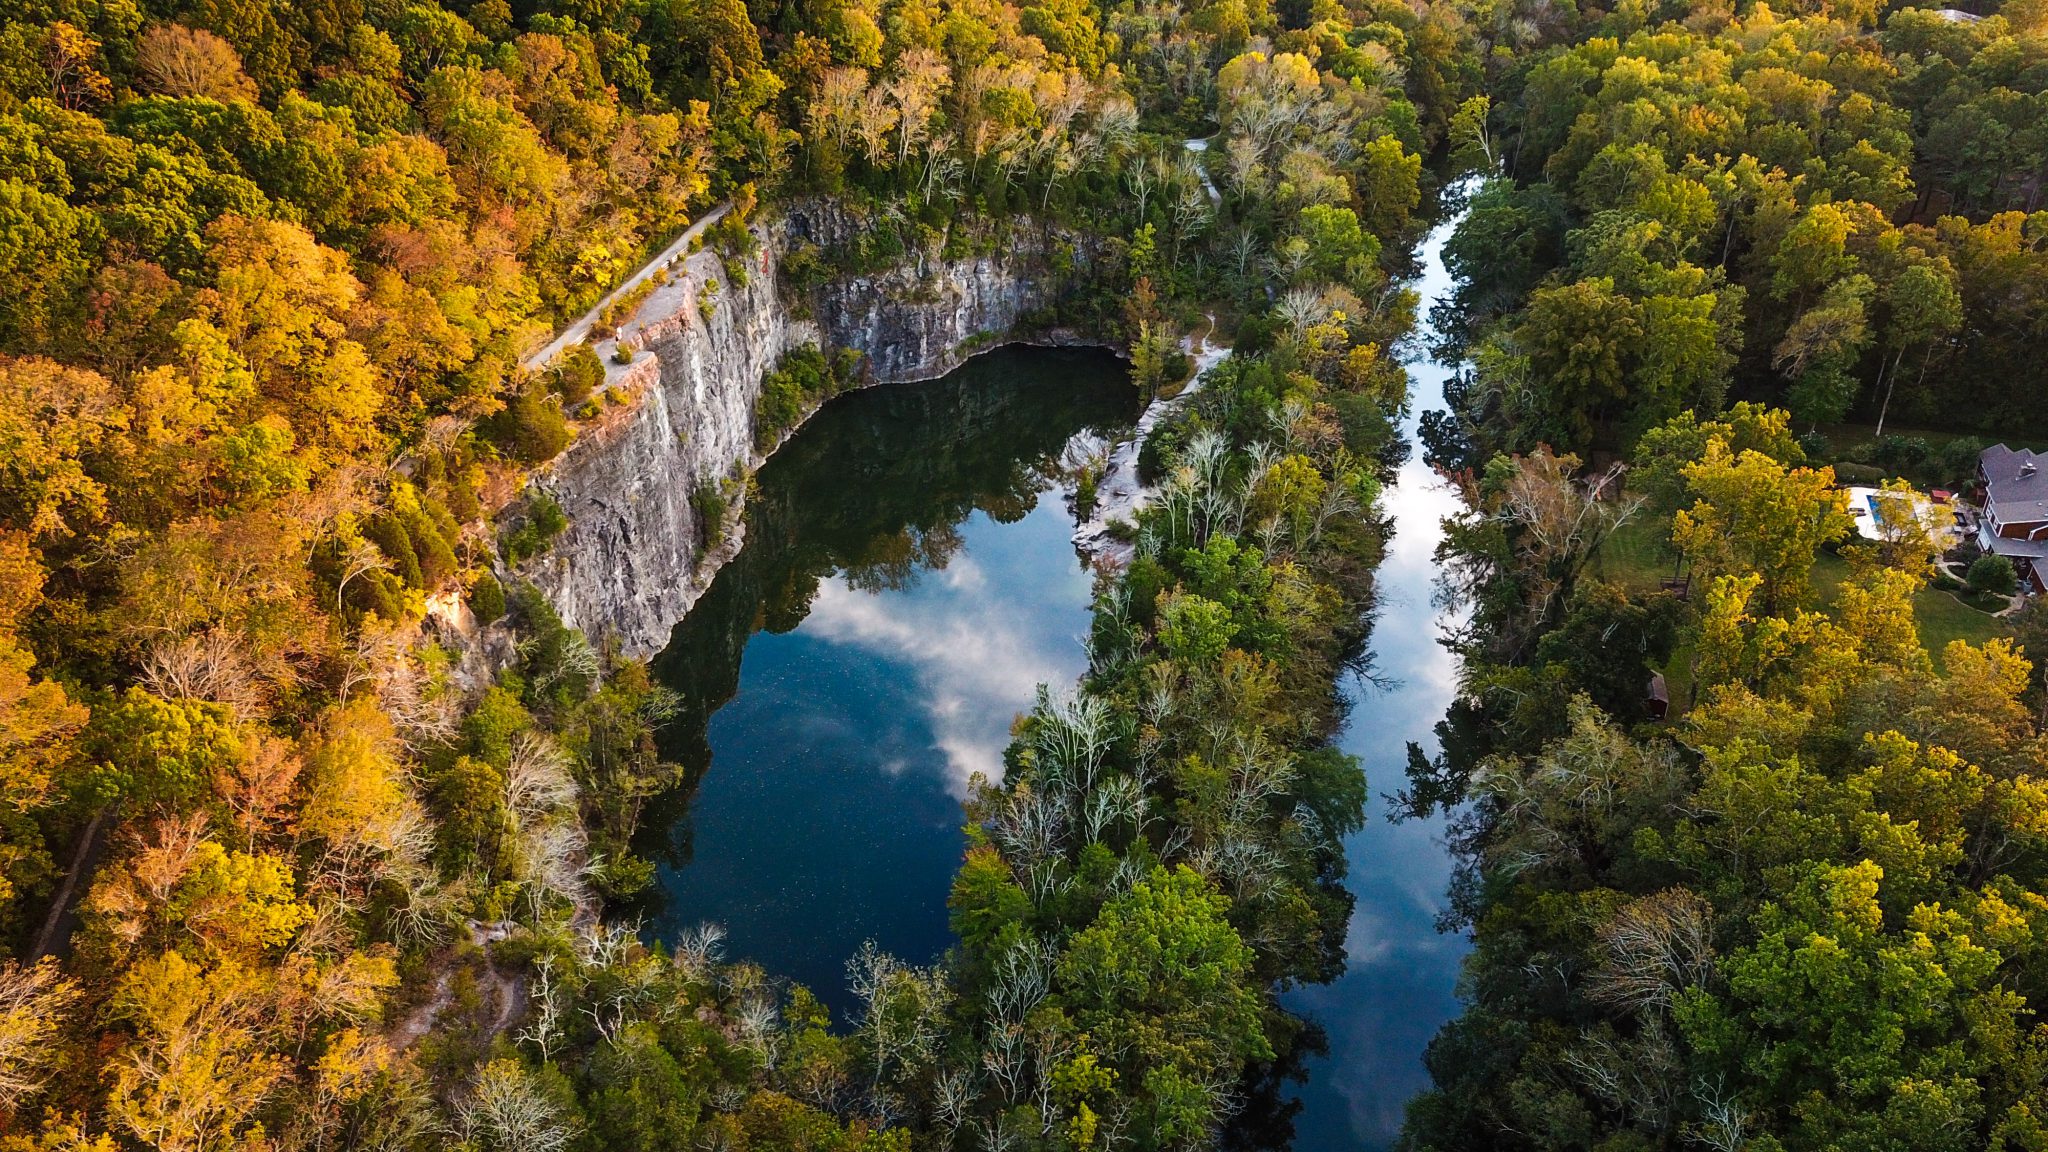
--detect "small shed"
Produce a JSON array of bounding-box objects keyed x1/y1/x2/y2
[{"x1": 1647, "y1": 673, "x2": 1670, "y2": 721}]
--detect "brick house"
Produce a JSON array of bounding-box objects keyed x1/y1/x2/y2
[{"x1": 1978, "y1": 444, "x2": 2048, "y2": 595}]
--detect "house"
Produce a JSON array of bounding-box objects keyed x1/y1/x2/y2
[{"x1": 1977, "y1": 444, "x2": 2048, "y2": 595}]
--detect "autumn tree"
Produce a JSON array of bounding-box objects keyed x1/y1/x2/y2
[
  {"x1": 0, "y1": 959, "x2": 78, "y2": 1110},
  {"x1": 1672, "y1": 439, "x2": 1853, "y2": 616},
  {"x1": 108, "y1": 951, "x2": 287, "y2": 1152},
  {"x1": 134, "y1": 25, "x2": 258, "y2": 101}
]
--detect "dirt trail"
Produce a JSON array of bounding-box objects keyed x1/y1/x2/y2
[
  {"x1": 31, "y1": 804, "x2": 115, "y2": 961},
  {"x1": 520, "y1": 202, "x2": 733, "y2": 373},
  {"x1": 389, "y1": 920, "x2": 528, "y2": 1051}
]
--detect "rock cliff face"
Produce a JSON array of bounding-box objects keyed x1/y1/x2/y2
[{"x1": 507, "y1": 205, "x2": 1096, "y2": 659}]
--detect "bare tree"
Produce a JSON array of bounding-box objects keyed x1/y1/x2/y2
[
  {"x1": 672, "y1": 922, "x2": 727, "y2": 983},
  {"x1": 1690, "y1": 1077, "x2": 1751, "y2": 1152},
  {"x1": 334, "y1": 538, "x2": 390, "y2": 616},
  {"x1": 736, "y1": 994, "x2": 780, "y2": 1068},
  {"x1": 932, "y1": 1065, "x2": 979, "y2": 1148},
  {"x1": 135, "y1": 23, "x2": 256, "y2": 101},
  {"x1": 505, "y1": 735, "x2": 579, "y2": 826},
  {"x1": 520, "y1": 820, "x2": 594, "y2": 917},
  {"x1": 888, "y1": 48, "x2": 949, "y2": 168},
  {"x1": 853, "y1": 84, "x2": 901, "y2": 167},
  {"x1": 453, "y1": 1059, "x2": 576, "y2": 1152},
  {"x1": 141, "y1": 629, "x2": 263, "y2": 713},
  {"x1": 848, "y1": 942, "x2": 952, "y2": 1121},
  {"x1": 0, "y1": 959, "x2": 78, "y2": 1108},
  {"x1": 213, "y1": 732, "x2": 302, "y2": 846},
  {"x1": 1560, "y1": 1019, "x2": 1683, "y2": 1132},
  {"x1": 1586, "y1": 888, "x2": 1715, "y2": 1014},
  {"x1": 1225, "y1": 133, "x2": 1263, "y2": 194},
  {"x1": 1126, "y1": 161, "x2": 1158, "y2": 222},
  {"x1": 518, "y1": 955, "x2": 568, "y2": 1062},
  {"x1": 1030, "y1": 688, "x2": 1116, "y2": 796},
  {"x1": 1276, "y1": 287, "x2": 1329, "y2": 333},
  {"x1": 811, "y1": 66, "x2": 868, "y2": 149},
  {"x1": 986, "y1": 937, "x2": 1054, "y2": 1033}
]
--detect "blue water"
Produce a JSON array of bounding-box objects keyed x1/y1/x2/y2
[
  {"x1": 1282, "y1": 207, "x2": 1473, "y2": 1150},
  {"x1": 638, "y1": 349, "x2": 1137, "y2": 1015},
  {"x1": 653, "y1": 500, "x2": 1095, "y2": 1007}
]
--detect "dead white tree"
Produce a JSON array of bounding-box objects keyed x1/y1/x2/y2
[
  {"x1": 1690, "y1": 1077, "x2": 1751, "y2": 1152},
  {"x1": 848, "y1": 942, "x2": 952, "y2": 1121},
  {"x1": 931, "y1": 1064, "x2": 979, "y2": 1148},
  {"x1": 1586, "y1": 888, "x2": 1715, "y2": 1015},
  {"x1": 506, "y1": 736, "x2": 579, "y2": 826},
  {"x1": 333, "y1": 538, "x2": 390, "y2": 616},
  {"x1": 518, "y1": 955, "x2": 568, "y2": 1062},
  {"x1": 1030, "y1": 688, "x2": 1115, "y2": 797},
  {"x1": 672, "y1": 922, "x2": 727, "y2": 984},
  {"x1": 140, "y1": 629, "x2": 262, "y2": 713},
  {"x1": 453, "y1": 1059, "x2": 576, "y2": 1152},
  {"x1": 0, "y1": 960, "x2": 77, "y2": 1108}
]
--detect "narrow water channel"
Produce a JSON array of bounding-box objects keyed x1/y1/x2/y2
[
  {"x1": 1281, "y1": 204, "x2": 1473, "y2": 1148},
  {"x1": 634, "y1": 347, "x2": 1140, "y2": 1014}
]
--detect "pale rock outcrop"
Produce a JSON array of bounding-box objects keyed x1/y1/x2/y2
[{"x1": 488, "y1": 205, "x2": 1099, "y2": 659}]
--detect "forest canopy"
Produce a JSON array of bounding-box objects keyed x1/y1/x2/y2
[
  {"x1": 8, "y1": 0, "x2": 2048, "y2": 1142},
  {"x1": 1401, "y1": 0, "x2": 2048, "y2": 1147},
  {"x1": 0, "y1": 0, "x2": 1467, "y2": 1145}
]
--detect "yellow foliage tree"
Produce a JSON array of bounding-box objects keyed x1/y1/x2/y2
[
  {"x1": 1673, "y1": 438, "x2": 1854, "y2": 615},
  {"x1": 109, "y1": 951, "x2": 286, "y2": 1152},
  {"x1": 200, "y1": 217, "x2": 388, "y2": 462},
  {"x1": 170, "y1": 842, "x2": 312, "y2": 958},
  {"x1": 0, "y1": 357, "x2": 130, "y2": 542},
  {"x1": 301, "y1": 699, "x2": 406, "y2": 851},
  {"x1": 0, "y1": 959, "x2": 79, "y2": 1110}
]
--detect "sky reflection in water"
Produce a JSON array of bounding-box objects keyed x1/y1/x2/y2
[
  {"x1": 1282, "y1": 207, "x2": 1473, "y2": 1150},
  {"x1": 635, "y1": 249, "x2": 1476, "y2": 1141},
  {"x1": 640, "y1": 350, "x2": 1132, "y2": 1019},
  {"x1": 659, "y1": 498, "x2": 1092, "y2": 1014}
]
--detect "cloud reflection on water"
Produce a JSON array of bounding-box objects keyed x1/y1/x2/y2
[
  {"x1": 655, "y1": 486, "x2": 1097, "y2": 1017},
  {"x1": 800, "y1": 495, "x2": 1095, "y2": 792},
  {"x1": 1282, "y1": 205, "x2": 1475, "y2": 1151}
]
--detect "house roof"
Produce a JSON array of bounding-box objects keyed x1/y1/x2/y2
[
  {"x1": 1986, "y1": 534, "x2": 2048, "y2": 561},
  {"x1": 1982, "y1": 444, "x2": 2048, "y2": 522}
]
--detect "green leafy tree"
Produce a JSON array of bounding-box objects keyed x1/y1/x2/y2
[
  {"x1": 1056, "y1": 867, "x2": 1271, "y2": 1124},
  {"x1": 1521, "y1": 277, "x2": 1642, "y2": 451},
  {"x1": 1966, "y1": 553, "x2": 2018, "y2": 598}
]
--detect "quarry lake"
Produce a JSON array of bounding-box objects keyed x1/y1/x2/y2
[
  {"x1": 635, "y1": 200, "x2": 1474, "y2": 1148},
  {"x1": 634, "y1": 346, "x2": 1141, "y2": 1011}
]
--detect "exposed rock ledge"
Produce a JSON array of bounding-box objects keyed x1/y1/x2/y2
[
  {"x1": 1070, "y1": 321, "x2": 1231, "y2": 566},
  {"x1": 452, "y1": 203, "x2": 1108, "y2": 662}
]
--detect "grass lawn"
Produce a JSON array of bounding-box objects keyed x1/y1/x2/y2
[
  {"x1": 1592, "y1": 516, "x2": 2011, "y2": 685},
  {"x1": 1914, "y1": 586, "x2": 2017, "y2": 664},
  {"x1": 1593, "y1": 514, "x2": 1682, "y2": 595},
  {"x1": 1817, "y1": 420, "x2": 2048, "y2": 458},
  {"x1": 1809, "y1": 552, "x2": 2009, "y2": 666}
]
